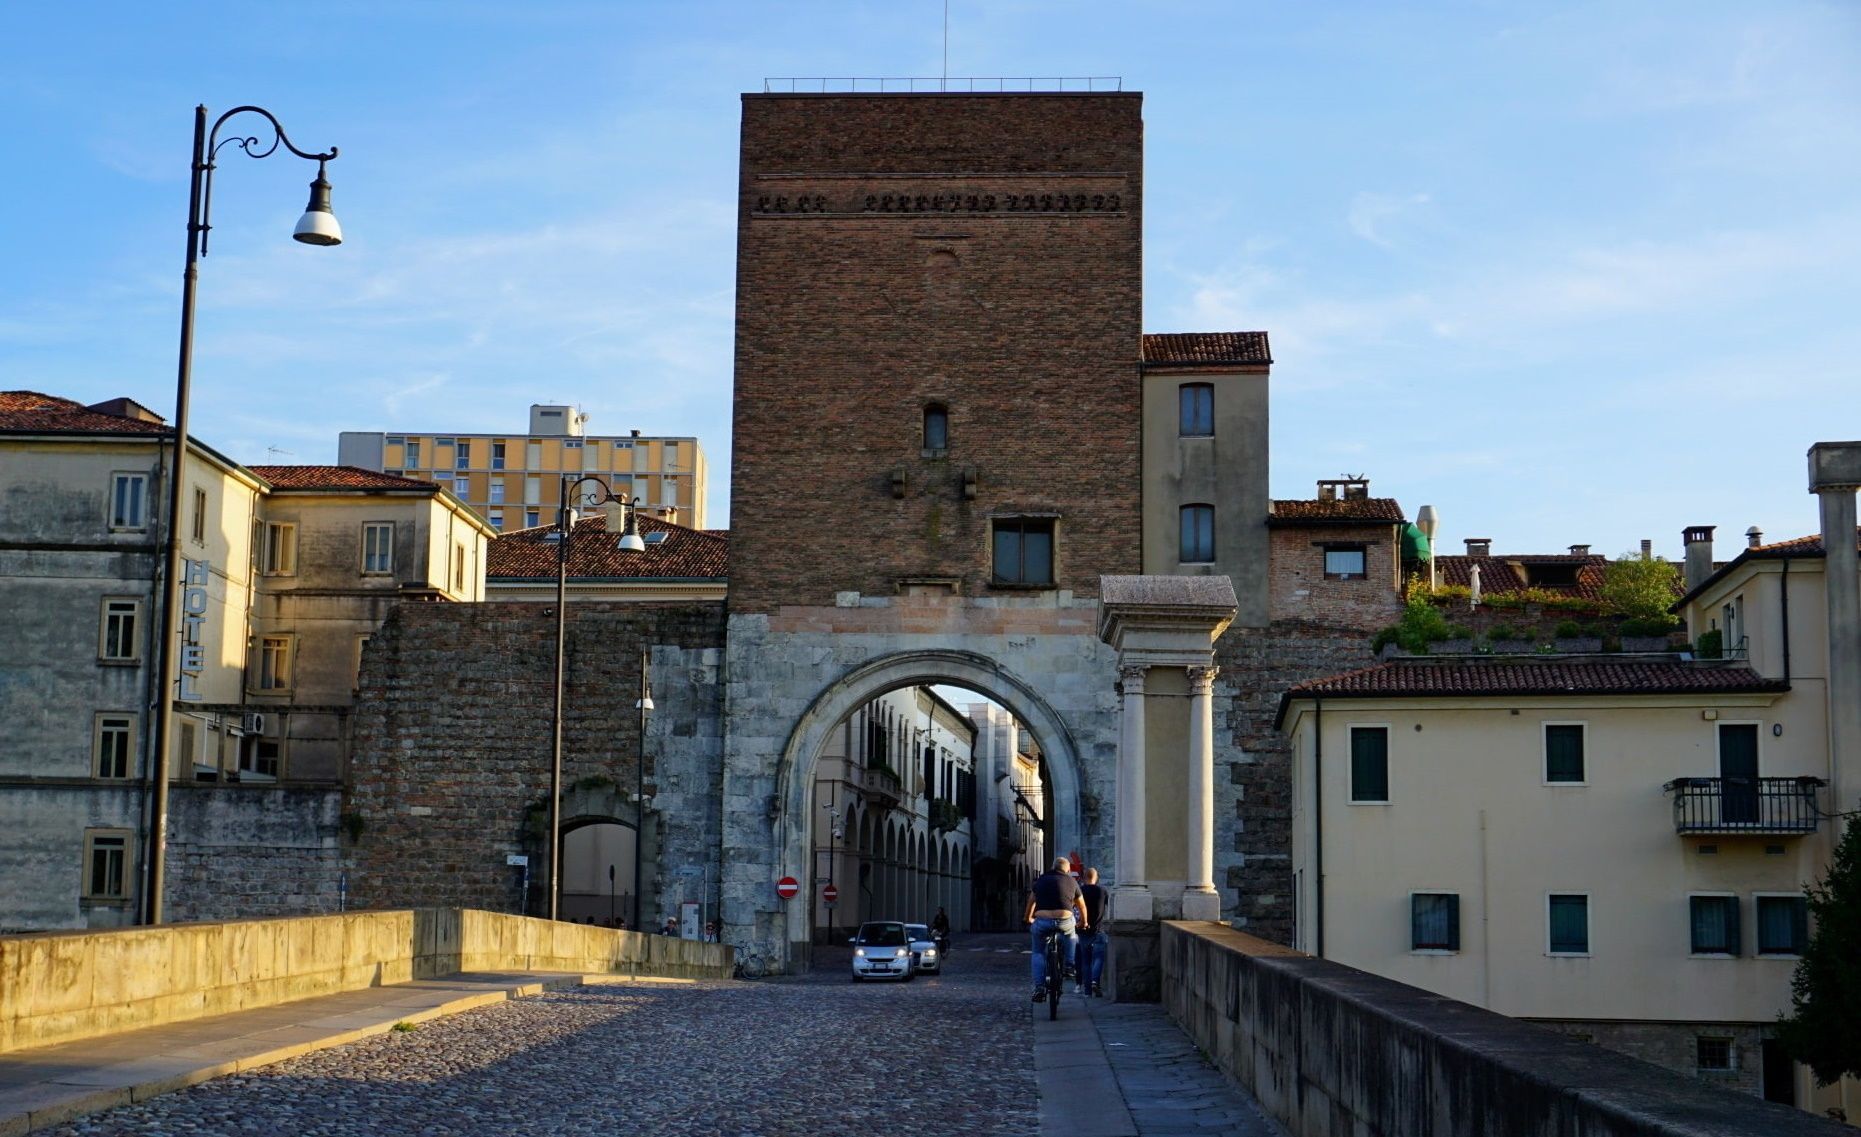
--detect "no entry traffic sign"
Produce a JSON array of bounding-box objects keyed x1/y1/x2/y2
[
  {"x1": 822, "y1": 882, "x2": 840, "y2": 904},
  {"x1": 775, "y1": 876, "x2": 800, "y2": 900}
]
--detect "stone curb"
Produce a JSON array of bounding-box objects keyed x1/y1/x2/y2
[{"x1": 0, "y1": 973, "x2": 642, "y2": 1136}]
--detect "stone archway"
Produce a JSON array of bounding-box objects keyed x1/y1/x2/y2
[{"x1": 764, "y1": 648, "x2": 1089, "y2": 968}]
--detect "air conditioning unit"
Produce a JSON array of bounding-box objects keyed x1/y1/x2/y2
[{"x1": 243, "y1": 713, "x2": 266, "y2": 736}]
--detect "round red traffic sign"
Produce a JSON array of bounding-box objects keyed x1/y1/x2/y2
[
  {"x1": 822, "y1": 883, "x2": 840, "y2": 903},
  {"x1": 775, "y1": 876, "x2": 800, "y2": 900}
]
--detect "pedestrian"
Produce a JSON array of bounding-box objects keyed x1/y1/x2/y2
[
  {"x1": 662, "y1": 916, "x2": 680, "y2": 937},
  {"x1": 703, "y1": 921, "x2": 718, "y2": 943},
  {"x1": 1076, "y1": 867, "x2": 1109, "y2": 997}
]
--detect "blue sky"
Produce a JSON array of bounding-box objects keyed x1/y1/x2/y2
[{"x1": 3, "y1": 2, "x2": 1856, "y2": 557}]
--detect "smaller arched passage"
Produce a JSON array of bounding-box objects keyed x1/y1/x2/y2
[{"x1": 770, "y1": 649, "x2": 1086, "y2": 958}]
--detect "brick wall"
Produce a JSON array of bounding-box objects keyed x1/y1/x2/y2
[
  {"x1": 345, "y1": 601, "x2": 726, "y2": 915},
  {"x1": 729, "y1": 94, "x2": 1146, "y2": 613},
  {"x1": 1266, "y1": 523, "x2": 1406, "y2": 630}
]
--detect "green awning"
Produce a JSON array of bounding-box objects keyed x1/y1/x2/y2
[{"x1": 1402, "y1": 522, "x2": 1432, "y2": 562}]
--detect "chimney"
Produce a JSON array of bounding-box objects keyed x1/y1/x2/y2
[
  {"x1": 1465, "y1": 538, "x2": 1491, "y2": 558},
  {"x1": 1568, "y1": 544, "x2": 1590, "y2": 557},
  {"x1": 630, "y1": 428, "x2": 641, "y2": 439},
  {"x1": 1639, "y1": 539, "x2": 1653, "y2": 561},
  {"x1": 1316, "y1": 481, "x2": 1336, "y2": 502},
  {"x1": 1745, "y1": 526, "x2": 1763, "y2": 549},
  {"x1": 1682, "y1": 526, "x2": 1716, "y2": 590}
]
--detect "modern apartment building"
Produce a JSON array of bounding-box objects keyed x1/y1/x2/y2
[
  {"x1": 1278, "y1": 443, "x2": 1861, "y2": 1118},
  {"x1": 337, "y1": 404, "x2": 709, "y2": 532}
]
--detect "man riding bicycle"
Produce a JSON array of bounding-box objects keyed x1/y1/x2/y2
[{"x1": 1023, "y1": 856, "x2": 1086, "y2": 1003}]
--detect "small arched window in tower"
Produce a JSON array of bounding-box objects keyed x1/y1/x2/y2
[
  {"x1": 923, "y1": 403, "x2": 949, "y2": 455},
  {"x1": 1181, "y1": 504, "x2": 1215, "y2": 564}
]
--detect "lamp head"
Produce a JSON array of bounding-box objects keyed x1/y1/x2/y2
[
  {"x1": 1415, "y1": 504, "x2": 1439, "y2": 540},
  {"x1": 292, "y1": 160, "x2": 343, "y2": 247},
  {"x1": 616, "y1": 498, "x2": 646, "y2": 552}
]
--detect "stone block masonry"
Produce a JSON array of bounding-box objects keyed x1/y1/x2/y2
[
  {"x1": 345, "y1": 601, "x2": 726, "y2": 920},
  {"x1": 1215, "y1": 620, "x2": 1382, "y2": 944},
  {"x1": 165, "y1": 785, "x2": 345, "y2": 922}
]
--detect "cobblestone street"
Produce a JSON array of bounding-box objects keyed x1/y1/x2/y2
[{"x1": 40, "y1": 937, "x2": 1039, "y2": 1137}]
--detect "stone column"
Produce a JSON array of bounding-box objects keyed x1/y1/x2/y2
[
  {"x1": 1810, "y1": 443, "x2": 1861, "y2": 816},
  {"x1": 1112, "y1": 664, "x2": 1152, "y2": 920},
  {"x1": 1182, "y1": 664, "x2": 1222, "y2": 922}
]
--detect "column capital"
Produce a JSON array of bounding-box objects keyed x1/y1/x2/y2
[
  {"x1": 1116, "y1": 663, "x2": 1147, "y2": 694},
  {"x1": 1186, "y1": 665, "x2": 1219, "y2": 695}
]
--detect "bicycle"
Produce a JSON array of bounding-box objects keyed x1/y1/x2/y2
[{"x1": 1039, "y1": 925, "x2": 1069, "y2": 1020}]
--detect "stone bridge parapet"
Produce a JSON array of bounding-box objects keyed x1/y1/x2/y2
[
  {"x1": 1161, "y1": 921, "x2": 1847, "y2": 1136},
  {"x1": 0, "y1": 908, "x2": 733, "y2": 1054}
]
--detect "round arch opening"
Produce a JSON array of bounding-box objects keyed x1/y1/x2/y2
[{"x1": 771, "y1": 649, "x2": 1086, "y2": 950}]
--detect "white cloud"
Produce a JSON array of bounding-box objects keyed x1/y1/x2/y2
[{"x1": 1346, "y1": 191, "x2": 1431, "y2": 249}]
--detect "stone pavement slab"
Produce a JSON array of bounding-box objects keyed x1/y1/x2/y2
[
  {"x1": 1032, "y1": 990, "x2": 1285, "y2": 1137},
  {"x1": 0, "y1": 970, "x2": 602, "y2": 1136}
]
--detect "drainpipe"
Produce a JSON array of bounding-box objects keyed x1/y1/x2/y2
[
  {"x1": 1781, "y1": 559, "x2": 1791, "y2": 684},
  {"x1": 1312, "y1": 696, "x2": 1324, "y2": 959}
]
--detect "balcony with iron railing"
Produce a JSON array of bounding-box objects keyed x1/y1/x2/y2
[
  {"x1": 1663, "y1": 776, "x2": 1826, "y2": 835},
  {"x1": 858, "y1": 764, "x2": 901, "y2": 810}
]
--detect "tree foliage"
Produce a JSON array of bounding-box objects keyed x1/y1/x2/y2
[
  {"x1": 1776, "y1": 819, "x2": 1861, "y2": 1084},
  {"x1": 1600, "y1": 552, "x2": 1681, "y2": 627}
]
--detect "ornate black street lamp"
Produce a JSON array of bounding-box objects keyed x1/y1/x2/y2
[
  {"x1": 548, "y1": 474, "x2": 645, "y2": 920},
  {"x1": 143, "y1": 106, "x2": 342, "y2": 925}
]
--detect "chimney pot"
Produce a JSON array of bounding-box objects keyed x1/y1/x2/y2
[
  {"x1": 1465, "y1": 538, "x2": 1492, "y2": 558},
  {"x1": 1746, "y1": 526, "x2": 1763, "y2": 548},
  {"x1": 1640, "y1": 539, "x2": 1653, "y2": 561},
  {"x1": 1568, "y1": 544, "x2": 1590, "y2": 556}
]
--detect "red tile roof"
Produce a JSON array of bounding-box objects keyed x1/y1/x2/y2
[
  {"x1": 0, "y1": 391, "x2": 170, "y2": 436},
  {"x1": 1141, "y1": 332, "x2": 1272, "y2": 367},
  {"x1": 1277, "y1": 658, "x2": 1788, "y2": 724},
  {"x1": 250, "y1": 465, "x2": 439, "y2": 491},
  {"x1": 1434, "y1": 553, "x2": 1614, "y2": 601},
  {"x1": 489, "y1": 513, "x2": 728, "y2": 581},
  {"x1": 1268, "y1": 497, "x2": 1405, "y2": 525}
]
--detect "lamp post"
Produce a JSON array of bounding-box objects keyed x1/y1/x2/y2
[
  {"x1": 634, "y1": 646, "x2": 653, "y2": 932},
  {"x1": 1415, "y1": 504, "x2": 1440, "y2": 592},
  {"x1": 822, "y1": 797, "x2": 842, "y2": 942},
  {"x1": 143, "y1": 106, "x2": 342, "y2": 926},
  {"x1": 548, "y1": 475, "x2": 645, "y2": 921}
]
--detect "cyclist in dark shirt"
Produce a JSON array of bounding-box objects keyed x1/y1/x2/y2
[
  {"x1": 1022, "y1": 857, "x2": 1085, "y2": 1002},
  {"x1": 1076, "y1": 867, "x2": 1109, "y2": 997}
]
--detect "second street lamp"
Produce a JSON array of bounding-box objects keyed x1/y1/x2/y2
[
  {"x1": 547, "y1": 475, "x2": 645, "y2": 921},
  {"x1": 144, "y1": 105, "x2": 342, "y2": 926}
]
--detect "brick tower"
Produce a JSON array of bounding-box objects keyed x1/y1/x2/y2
[
  {"x1": 722, "y1": 92, "x2": 1148, "y2": 972},
  {"x1": 729, "y1": 93, "x2": 1145, "y2": 608}
]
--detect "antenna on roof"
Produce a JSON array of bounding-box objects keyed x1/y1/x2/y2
[
  {"x1": 943, "y1": 0, "x2": 949, "y2": 87},
  {"x1": 266, "y1": 447, "x2": 295, "y2": 459}
]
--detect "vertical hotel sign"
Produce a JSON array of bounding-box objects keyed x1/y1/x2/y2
[{"x1": 178, "y1": 558, "x2": 209, "y2": 701}]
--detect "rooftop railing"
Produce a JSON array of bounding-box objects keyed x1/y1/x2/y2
[{"x1": 762, "y1": 76, "x2": 1124, "y2": 94}]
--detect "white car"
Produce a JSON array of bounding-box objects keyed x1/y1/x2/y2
[
  {"x1": 905, "y1": 923, "x2": 941, "y2": 973},
  {"x1": 850, "y1": 921, "x2": 915, "y2": 981}
]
